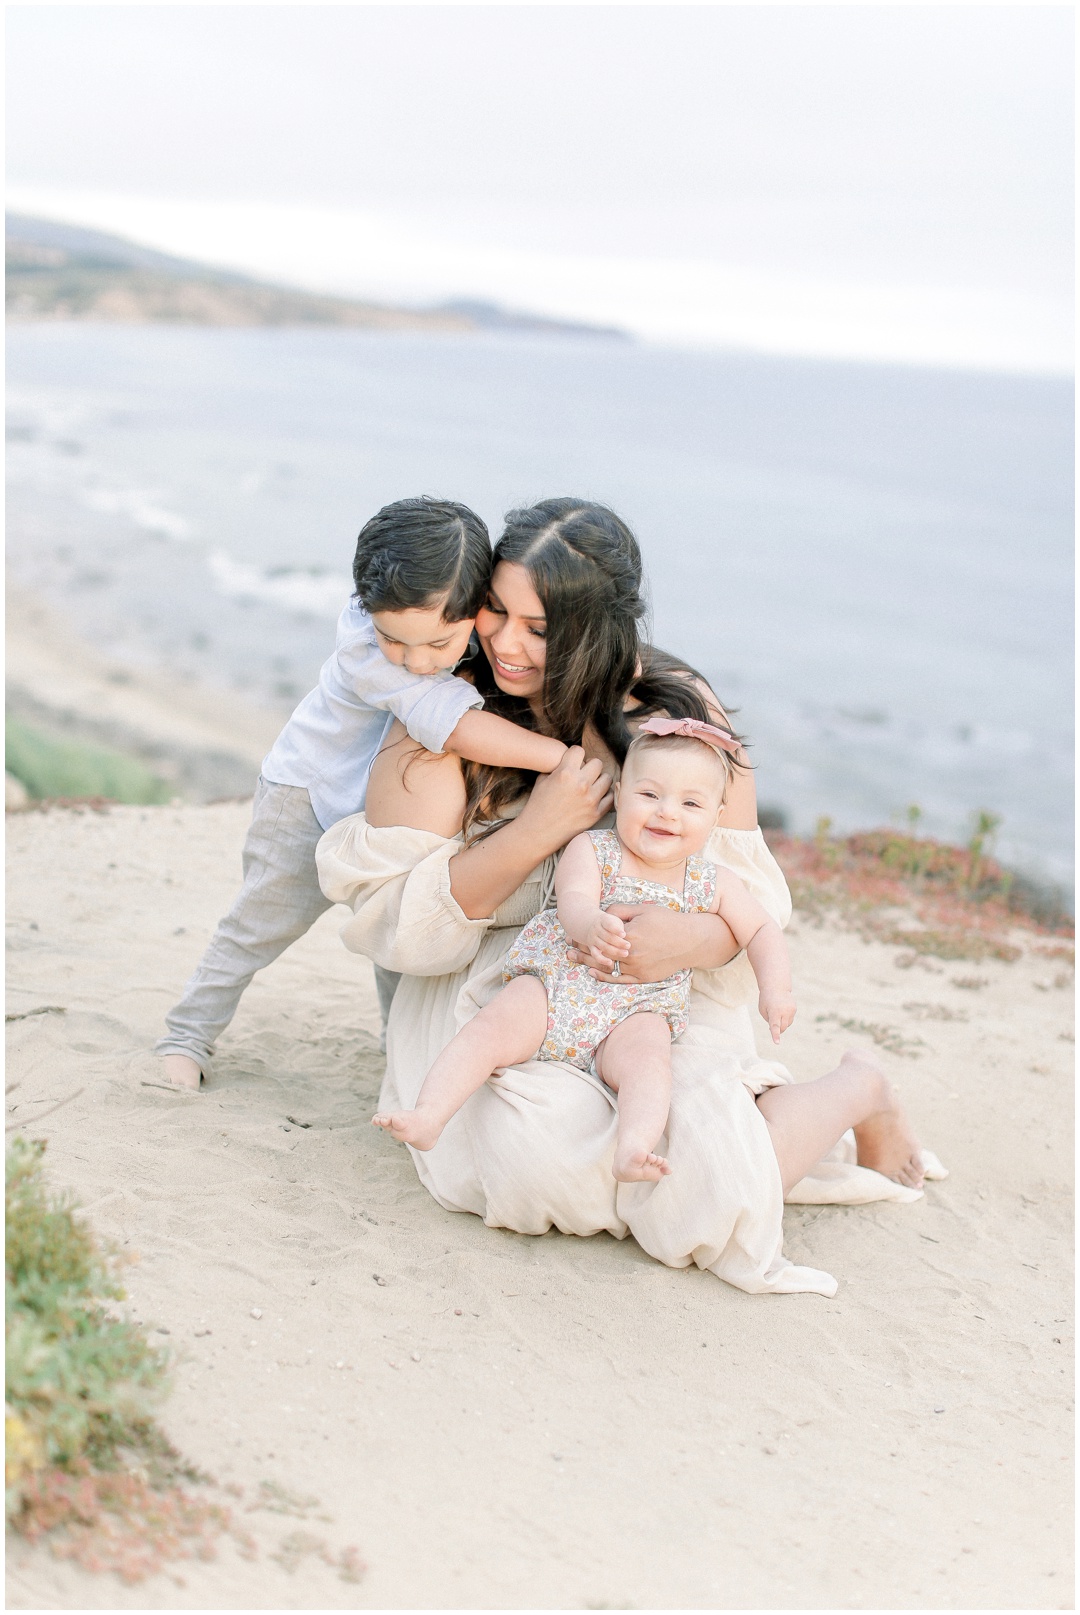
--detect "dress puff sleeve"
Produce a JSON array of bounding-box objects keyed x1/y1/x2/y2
[
  {"x1": 708, "y1": 826, "x2": 792, "y2": 927},
  {"x1": 692, "y1": 825, "x2": 794, "y2": 1008},
  {"x1": 315, "y1": 814, "x2": 493, "y2": 977}
]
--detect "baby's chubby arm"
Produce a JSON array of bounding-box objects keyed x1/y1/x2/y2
[
  {"x1": 711, "y1": 868, "x2": 796, "y2": 1043},
  {"x1": 556, "y1": 834, "x2": 629, "y2": 965},
  {"x1": 443, "y1": 709, "x2": 567, "y2": 773}
]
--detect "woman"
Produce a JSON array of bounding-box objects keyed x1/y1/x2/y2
[{"x1": 317, "y1": 500, "x2": 940, "y2": 1297}]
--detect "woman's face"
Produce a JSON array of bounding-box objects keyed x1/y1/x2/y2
[{"x1": 475, "y1": 561, "x2": 548, "y2": 705}]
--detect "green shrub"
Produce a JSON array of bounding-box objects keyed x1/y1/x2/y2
[
  {"x1": 5, "y1": 720, "x2": 172, "y2": 805},
  {"x1": 5, "y1": 1139, "x2": 169, "y2": 1518}
]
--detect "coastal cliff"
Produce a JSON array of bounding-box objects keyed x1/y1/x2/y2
[{"x1": 6, "y1": 214, "x2": 626, "y2": 338}]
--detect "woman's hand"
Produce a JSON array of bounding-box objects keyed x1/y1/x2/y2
[
  {"x1": 448, "y1": 748, "x2": 610, "y2": 921},
  {"x1": 566, "y1": 903, "x2": 740, "y2": 983},
  {"x1": 518, "y1": 746, "x2": 613, "y2": 849}
]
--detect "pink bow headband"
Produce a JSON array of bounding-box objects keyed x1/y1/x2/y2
[{"x1": 635, "y1": 714, "x2": 741, "y2": 756}]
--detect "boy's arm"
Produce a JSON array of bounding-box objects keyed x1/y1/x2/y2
[
  {"x1": 444, "y1": 708, "x2": 567, "y2": 773},
  {"x1": 343, "y1": 631, "x2": 565, "y2": 772},
  {"x1": 556, "y1": 834, "x2": 628, "y2": 962}
]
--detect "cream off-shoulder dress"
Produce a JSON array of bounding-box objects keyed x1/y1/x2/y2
[{"x1": 316, "y1": 815, "x2": 942, "y2": 1297}]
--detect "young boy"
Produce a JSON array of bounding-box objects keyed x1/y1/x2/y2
[{"x1": 156, "y1": 497, "x2": 566, "y2": 1089}]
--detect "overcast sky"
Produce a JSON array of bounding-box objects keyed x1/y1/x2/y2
[{"x1": 6, "y1": 5, "x2": 1074, "y2": 369}]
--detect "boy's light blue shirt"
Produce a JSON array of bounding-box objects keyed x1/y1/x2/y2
[{"x1": 261, "y1": 598, "x2": 483, "y2": 831}]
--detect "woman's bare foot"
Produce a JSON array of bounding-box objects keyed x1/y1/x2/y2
[
  {"x1": 613, "y1": 1147, "x2": 672, "y2": 1183},
  {"x1": 372, "y1": 1109, "x2": 444, "y2": 1150},
  {"x1": 162, "y1": 1053, "x2": 202, "y2": 1091},
  {"x1": 847, "y1": 1053, "x2": 925, "y2": 1188}
]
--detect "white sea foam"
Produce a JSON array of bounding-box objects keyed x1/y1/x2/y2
[
  {"x1": 206, "y1": 551, "x2": 347, "y2": 620},
  {"x1": 81, "y1": 485, "x2": 193, "y2": 542}
]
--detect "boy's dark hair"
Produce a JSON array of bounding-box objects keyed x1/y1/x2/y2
[{"x1": 352, "y1": 497, "x2": 491, "y2": 622}]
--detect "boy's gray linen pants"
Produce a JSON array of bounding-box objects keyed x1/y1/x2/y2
[{"x1": 156, "y1": 778, "x2": 400, "y2": 1071}]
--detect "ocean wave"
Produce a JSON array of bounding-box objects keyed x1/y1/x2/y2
[
  {"x1": 207, "y1": 551, "x2": 348, "y2": 619},
  {"x1": 80, "y1": 485, "x2": 193, "y2": 542}
]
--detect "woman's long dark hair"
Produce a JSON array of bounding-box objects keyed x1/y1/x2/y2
[
  {"x1": 461, "y1": 499, "x2": 744, "y2": 835},
  {"x1": 462, "y1": 499, "x2": 642, "y2": 832}
]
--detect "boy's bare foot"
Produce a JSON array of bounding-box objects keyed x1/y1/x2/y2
[
  {"x1": 162, "y1": 1054, "x2": 202, "y2": 1091},
  {"x1": 613, "y1": 1148, "x2": 672, "y2": 1183},
  {"x1": 371, "y1": 1109, "x2": 443, "y2": 1151},
  {"x1": 847, "y1": 1053, "x2": 924, "y2": 1189}
]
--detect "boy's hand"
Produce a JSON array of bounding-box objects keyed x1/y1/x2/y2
[
  {"x1": 580, "y1": 721, "x2": 620, "y2": 779},
  {"x1": 582, "y1": 909, "x2": 628, "y2": 965},
  {"x1": 759, "y1": 993, "x2": 796, "y2": 1044}
]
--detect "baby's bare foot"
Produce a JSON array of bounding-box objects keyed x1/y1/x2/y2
[
  {"x1": 848, "y1": 1055, "x2": 924, "y2": 1188},
  {"x1": 613, "y1": 1148, "x2": 672, "y2": 1183},
  {"x1": 162, "y1": 1054, "x2": 202, "y2": 1091},
  {"x1": 371, "y1": 1109, "x2": 443, "y2": 1151}
]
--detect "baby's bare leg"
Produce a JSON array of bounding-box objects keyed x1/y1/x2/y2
[
  {"x1": 595, "y1": 1013, "x2": 674, "y2": 1182},
  {"x1": 756, "y1": 1050, "x2": 924, "y2": 1195},
  {"x1": 372, "y1": 975, "x2": 548, "y2": 1150}
]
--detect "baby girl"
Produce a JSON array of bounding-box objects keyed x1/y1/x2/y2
[{"x1": 373, "y1": 716, "x2": 796, "y2": 1181}]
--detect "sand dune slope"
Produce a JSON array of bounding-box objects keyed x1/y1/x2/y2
[
  {"x1": 5, "y1": 802, "x2": 1073, "y2": 1610},
  {"x1": 6, "y1": 583, "x2": 283, "y2": 800}
]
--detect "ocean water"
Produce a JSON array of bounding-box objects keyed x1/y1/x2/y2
[{"x1": 6, "y1": 324, "x2": 1073, "y2": 889}]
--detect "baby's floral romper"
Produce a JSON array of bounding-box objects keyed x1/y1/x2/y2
[{"x1": 503, "y1": 826, "x2": 717, "y2": 1072}]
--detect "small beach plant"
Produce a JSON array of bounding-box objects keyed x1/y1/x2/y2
[
  {"x1": 766, "y1": 815, "x2": 1073, "y2": 962},
  {"x1": 5, "y1": 1137, "x2": 168, "y2": 1491},
  {"x1": 5, "y1": 719, "x2": 172, "y2": 806},
  {"x1": 5, "y1": 1137, "x2": 235, "y2": 1579},
  {"x1": 966, "y1": 809, "x2": 1002, "y2": 894}
]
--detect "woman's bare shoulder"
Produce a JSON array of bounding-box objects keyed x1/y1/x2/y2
[
  {"x1": 365, "y1": 721, "x2": 467, "y2": 836},
  {"x1": 687, "y1": 675, "x2": 731, "y2": 729}
]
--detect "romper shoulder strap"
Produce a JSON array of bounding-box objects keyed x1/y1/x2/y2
[
  {"x1": 587, "y1": 827, "x2": 623, "y2": 890},
  {"x1": 684, "y1": 854, "x2": 718, "y2": 913}
]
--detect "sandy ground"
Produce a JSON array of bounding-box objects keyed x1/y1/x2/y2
[{"x1": 4, "y1": 789, "x2": 1074, "y2": 1611}]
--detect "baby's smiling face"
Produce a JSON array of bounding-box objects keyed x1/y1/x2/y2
[{"x1": 614, "y1": 738, "x2": 727, "y2": 868}]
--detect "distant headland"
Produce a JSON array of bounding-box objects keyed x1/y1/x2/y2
[{"x1": 5, "y1": 213, "x2": 628, "y2": 340}]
